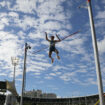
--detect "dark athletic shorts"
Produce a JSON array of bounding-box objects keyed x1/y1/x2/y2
[
  {"x1": 49, "y1": 46, "x2": 58, "y2": 54},
  {"x1": 49, "y1": 46, "x2": 55, "y2": 52}
]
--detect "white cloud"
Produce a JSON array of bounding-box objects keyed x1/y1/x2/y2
[
  {"x1": 45, "y1": 76, "x2": 53, "y2": 79},
  {"x1": 15, "y1": 68, "x2": 23, "y2": 77},
  {"x1": 58, "y1": 38, "x2": 85, "y2": 55},
  {"x1": 57, "y1": 30, "x2": 70, "y2": 37},
  {"x1": 35, "y1": 0, "x2": 72, "y2": 32},
  {"x1": 0, "y1": 72, "x2": 7, "y2": 76},
  {"x1": 37, "y1": 0, "x2": 64, "y2": 16},
  {"x1": 0, "y1": 1, "x2": 11, "y2": 8},
  {"x1": 42, "y1": 21, "x2": 63, "y2": 30},
  {"x1": 60, "y1": 72, "x2": 76, "y2": 82},
  {"x1": 53, "y1": 65, "x2": 68, "y2": 72},
  {"x1": 102, "y1": 1, "x2": 105, "y2": 4},
  {"x1": 34, "y1": 72, "x2": 41, "y2": 75},
  {"x1": 28, "y1": 31, "x2": 45, "y2": 40},
  {"x1": 68, "y1": 38, "x2": 85, "y2": 46},
  {"x1": 98, "y1": 37, "x2": 105, "y2": 54},
  {"x1": 8, "y1": 12, "x2": 19, "y2": 18},
  {"x1": 49, "y1": 73, "x2": 56, "y2": 76},
  {"x1": 11, "y1": 15, "x2": 38, "y2": 31},
  {"x1": 95, "y1": 20, "x2": 105, "y2": 30},
  {"x1": 0, "y1": 0, "x2": 72, "y2": 40},
  {"x1": 13, "y1": 0, "x2": 37, "y2": 13},
  {"x1": 87, "y1": 78, "x2": 97, "y2": 85},
  {"x1": 0, "y1": 31, "x2": 20, "y2": 60},
  {"x1": 0, "y1": 17, "x2": 9, "y2": 25},
  {"x1": 0, "y1": 1, "x2": 6, "y2": 7},
  {"x1": 20, "y1": 16, "x2": 37, "y2": 29},
  {"x1": 0, "y1": 24, "x2": 4, "y2": 30},
  {"x1": 27, "y1": 64, "x2": 45, "y2": 72},
  {"x1": 96, "y1": 11, "x2": 105, "y2": 19},
  {"x1": 25, "y1": 55, "x2": 52, "y2": 76},
  {"x1": 0, "y1": 31, "x2": 24, "y2": 78},
  {"x1": 29, "y1": 59, "x2": 51, "y2": 68}
]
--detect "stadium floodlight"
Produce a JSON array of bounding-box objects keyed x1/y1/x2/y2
[{"x1": 11, "y1": 57, "x2": 19, "y2": 86}]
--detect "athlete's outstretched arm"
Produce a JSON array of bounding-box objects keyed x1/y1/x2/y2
[
  {"x1": 45, "y1": 32, "x2": 50, "y2": 42},
  {"x1": 56, "y1": 34, "x2": 61, "y2": 42}
]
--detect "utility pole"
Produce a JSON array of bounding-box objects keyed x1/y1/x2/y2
[
  {"x1": 87, "y1": 0, "x2": 104, "y2": 105},
  {"x1": 20, "y1": 43, "x2": 31, "y2": 105}
]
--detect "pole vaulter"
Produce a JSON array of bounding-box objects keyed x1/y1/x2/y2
[{"x1": 33, "y1": 30, "x2": 80, "y2": 54}]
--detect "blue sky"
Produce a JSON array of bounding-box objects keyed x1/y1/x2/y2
[{"x1": 0, "y1": 0, "x2": 105, "y2": 97}]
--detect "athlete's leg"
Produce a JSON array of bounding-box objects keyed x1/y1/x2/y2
[
  {"x1": 49, "y1": 51, "x2": 54, "y2": 63},
  {"x1": 55, "y1": 49, "x2": 60, "y2": 59}
]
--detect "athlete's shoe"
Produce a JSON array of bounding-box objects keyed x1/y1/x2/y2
[
  {"x1": 57, "y1": 56, "x2": 60, "y2": 60},
  {"x1": 51, "y1": 58, "x2": 54, "y2": 63}
]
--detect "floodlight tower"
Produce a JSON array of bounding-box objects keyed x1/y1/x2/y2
[
  {"x1": 11, "y1": 57, "x2": 19, "y2": 86},
  {"x1": 87, "y1": 0, "x2": 104, "y2": 105},
  {"x1": 20, "y1": 43, "x2": 31, "y2": 105}
]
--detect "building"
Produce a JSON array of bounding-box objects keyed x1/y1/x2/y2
[
  {"x1": 24, "y1": 89, "x2": 42, "y2": 98},
  {"x1": 41, "y1": 93, "x2": 57, "y2": 98},
  {"x1": 24, "y1": 89, "x2": 57, "y2": 98}
]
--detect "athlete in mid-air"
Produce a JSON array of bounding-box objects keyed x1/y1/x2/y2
[{"x1": 45, "y1": 32, "x2": 61, "y2": 63}]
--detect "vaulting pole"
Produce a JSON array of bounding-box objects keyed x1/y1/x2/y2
[{"x1": 87, "y1": 0, "x2": 104, "y2": 105}]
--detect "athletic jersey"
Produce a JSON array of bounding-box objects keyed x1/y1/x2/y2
[{"x1": 50, "y1": 40, "x2": 56, "y2": 48}]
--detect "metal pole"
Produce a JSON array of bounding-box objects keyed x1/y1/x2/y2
[
  {"x1": 11, "y1": 57, "x2": 19, "y2": 86},
  {"x1": 87, "y1": 0, "x2": 104, "y2": 105},
  {"x1": 85, "y1": 96, "x2": 87, "y2": 105},
  {"x1": 20, "y1": 43, "x2": 31, "y2": 105},
  {"x1": 11, "y1": 57, "x2": 19, "y2": 105},
  {"x1": 79, "y1": 97, "x2": 80, "y2": 105},
  {"x1": 20, "y1": 43, "x2": 27, "y2": 105},
  {"x1": 13, "y1": 65, "x2": 16, "y2": 85}
]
